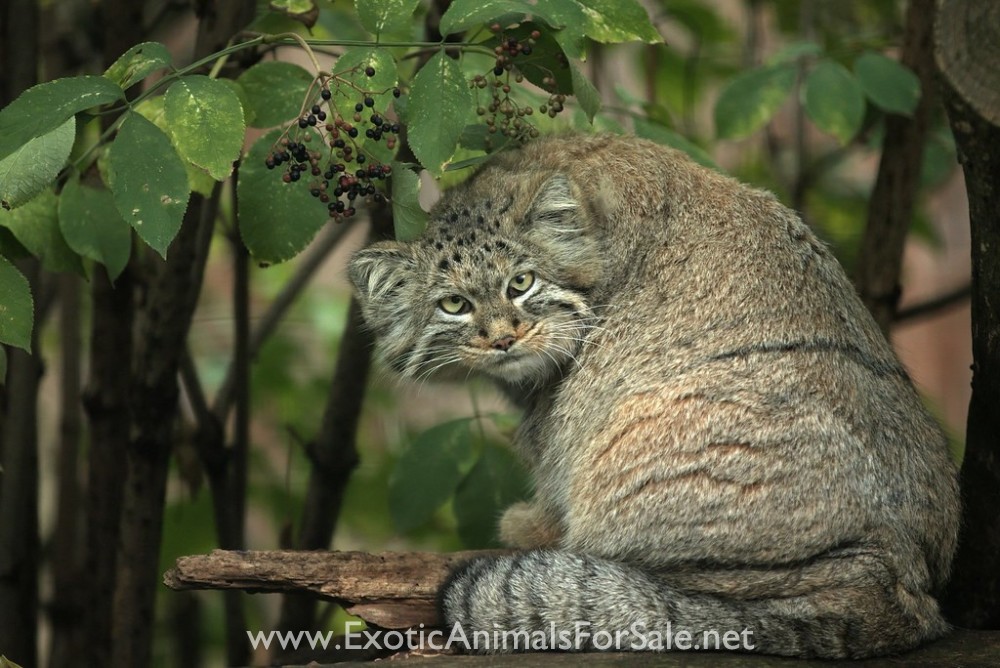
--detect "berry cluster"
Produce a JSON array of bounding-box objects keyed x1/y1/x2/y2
[
  {"x1": 264, "y1": 65, "x2": 402, "y2": 221},
  {"x1": 471, "y1": 25, "x2": 569, "y2": 145}
]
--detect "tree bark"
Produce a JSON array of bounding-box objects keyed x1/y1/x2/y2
[
  {"x1": 0, "y1": 262, "x2": 42, "y2": 668},
  {"x1": 935, "y1": 1, "x2": 1000, "y2": 629},
  {"x1": 48, "y1": 274, "x2": 86, "y2": 667},
  {"x1": 853, "y1": 0, "x2": 937, "y2": 334},
  {"x1": 169, "y1": 549, "x2": 501, "y2": 629},
  {"x1": 110, "y1": 190, "x2": 217, "y2": 668}
]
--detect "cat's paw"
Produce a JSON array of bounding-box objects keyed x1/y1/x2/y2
[{"x1": 499, "y1": 502, "x2": 563, "y2": 548}]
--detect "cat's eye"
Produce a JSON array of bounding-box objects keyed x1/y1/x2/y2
[
  {"x1": 507, "y1": 271, "x2": 535, "y2": 298},
  {"x1": 439, "y1": 295, "x2": 471, "y2": 315}
]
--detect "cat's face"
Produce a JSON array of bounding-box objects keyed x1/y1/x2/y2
[{"x1": 350, "y1": 174, "x2": 603, "y2": 386}]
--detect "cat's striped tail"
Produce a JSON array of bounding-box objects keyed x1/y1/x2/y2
[{"x1": 437, "y1": 550, "x2": 948, "y2": 658}]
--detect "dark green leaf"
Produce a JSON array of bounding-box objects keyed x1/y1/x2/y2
[
  {"x1": 237, "y1": 61, "x2": 315, "y2": 128},
  {"x1": 440, "y1": 0, "x2": 561, "y2": 36},
  {"x1": 854, "y1": 52, "x2": 920, "y2": 117},
  {"x1": 534, "y1": 0, "x2": 589, "y2": 58},
  {"x1": 0, "y1": 117, "x2": 75, "y2": 210},
  {"x1": 0, "y1": 76, "x2": 123, "y2": 162},
  {"x1": 391, "y1": 163, "x2": 428, "y2": 241},
  {"x1": 388, "y1": 419, "x2": 476, "y2": 532},
  {"x1": 714, "y1": 64, "x2": 796, "y2": 139},
  {"x1": 576, "y1": 0, "x2": 661, "y2": 44},
  {"x1": 408, "y1": 51, "x2": 474, "y2": 175},
  {"x1": 0, "y1": 254, "x2": 33, "y2": 351},
  {"x1": 357, "y1": 0, "x2": 421, "y2": 36},
  {"x1": 634, "y1": 117, "x2": 718, "y2": 170},
  {"x1": 164, "y1": 75, "x2": 245, "y2": 180},
  {"x1": 238, "y1": 130, "x2": 325, "y2": 264},
  {"x1": 569, "y1": 62, "x2": 600, "y2": 122},
  {"x1": 133, "y1": 97, "x2": 216, "y2": 197},
  {"x1": 803, "y1": 59, "x2": 865, "y2": 144},
  {"x1": 104, "y1": 42, "x2": 173, "y2": 90},
  {"x1": 454, "y1": 442, "x2": 530, "y2": 548},
  {"x1": 0, "y1": 189, "x2": 84, "y2": 275},
  {"x1": 107, "y1": 111, "x2": 190, "y2": 257},
  {"x1": 58, "y1": 175, "x2": 132, "y2": 281}
]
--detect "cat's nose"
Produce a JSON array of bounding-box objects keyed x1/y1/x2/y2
[{"x1": 492, "y1": 335, "x2": 516, "y2": 351}]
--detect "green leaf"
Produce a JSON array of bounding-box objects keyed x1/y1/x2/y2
[
  {"x1": 537, "y1": 0, "x2": 589, "y2": 58},
  {"x1": 569, "y1": 62, "x2": 600, "y2": 122},
  {"x1": 440, "y1": 0, "x2": 561, "y2": 36},
  {"x1": 634, "y1": 117, "x2": 718, "y2": 170},
  {"x1": 576, "y1": 0, "x2": 661, "y2": 44},
  {"x1": 107, "y1": 112, "x2": 191, "y2": 257},
  {"x1": 357, "y1": 0, "x2": 421, "y2": 36},
  {"x1": 335, "y1": 47, "x2": 399, "y2": 114},
  {"x1": 0, "y1": 117, "x2": 75, "y2": 210},
  {"x1": 237, "y1": 61, "x2": 315, "y2": 128},
  {"x1": 133, "y1": 97, "x2": 216, "y2": 197},
  {"x1": 104, "y1": 42, "x2": 173, "y2": 90},
  {"x1": 768, "y1": 41, "x2": 823, "y2": 64},
  {"x1": 0, "y1": 255, "x2": 33, "y2": 351},
  {"x1": 58, "y1": 175, "x2": 132, "y2": 281},
  {"x1": 803, "y1": 59, "x2": 865, "y2": 144},
  {"x1": 218, "y1": 78, "x2": 256, "y2": 127},
  {"x1": 714, "y1": 63, "x2": 796, "y2": 139},
  {"x1": 238, "y1": 130, "x2": 325, "y2": 264},
  {"x1": 408, "y1": 51, "x2": 475, "y2": 175},
  {"x1": 390, "y1": 163, "x2": 428, "y2": 241},
  {"x1": 388, "y1": 418, "x2": 476, "y2": 533},
  {"x1": 854, "y1": 52, "x2": 921, "y2": 117},
  {"x1": 454, "y1": 442, "x2": 530, "y2": 548},
  {"x1": 0, "y1": 76, "x2": 123, "y2": 162},
  {"x1": 0, "y1": 190, "x2": 84, "y2": 275},
  {"x1": 164, "y1": 75, "x2": 245, "y2": 180}
]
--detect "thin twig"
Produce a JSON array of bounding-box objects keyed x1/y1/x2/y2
[{"x1": 894, "y1": 284, "x2": 971, "y2": 324}]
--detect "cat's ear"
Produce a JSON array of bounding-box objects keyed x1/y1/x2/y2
[
  {"x1": 348, "y1": 241, "x2": 415, "y2": 307},
  {"x1": 526, "y1": 174, "x2": 601, "y2": 285},
  {"x1": 527, "y1": 174, "x2": 582, "y2": 231}
]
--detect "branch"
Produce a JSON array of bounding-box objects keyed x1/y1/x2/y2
[
  {"x1": 893, "y1": 284, "x2": 971, "y2": 325},
  {"x1": 211, "y1": 222, "x2": 351, "y2": 421},
  {"x1": 166, "y1": 549, "x2": 502, "y2": 629}
]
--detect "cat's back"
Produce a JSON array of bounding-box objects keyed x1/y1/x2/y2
[{"x1": 504, "y1": 134, "x2": 958, "y2": 584}]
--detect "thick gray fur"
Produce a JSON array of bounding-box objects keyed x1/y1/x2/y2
[{"x1": 348, "y1": 134, "x2": 960, "y2": 658}]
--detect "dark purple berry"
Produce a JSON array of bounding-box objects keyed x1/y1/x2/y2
[
  {"x1": 370, "y1": 114, "x2": 382, "y2": 126},
  {"x1": 355, "y1": 102, "x2": 364, "y2": 112},
  {"x1": 356, "y1": 154, "x2": 366, "y2": 164},
  {"x1": 321, "y1": 88, "x2": 331, "y2": 100},
  {"x1": 392, "y1": 87, "x2": 401, "y2": 98},
  {"x1": 493, "y1": 64, "x2": 504, "y2": 76},
  {"x1": 348, "y1": 127, "x2": 359, "y2": 138},
  {"x1": 298, "y1": 117, "x2": 309, "y2": 128},
  {"x1": 521, "y1": 45, "x2": 532, "y2": 55},
  {"x1": 311, "y1": 104, "x2": 321, "y2": 115},
  {"x1": 365, "y1": 66, "x2": 376, "y2": 77},
  {"x1": 363, "y1": 96, "x2": 375, "y2": 108},
  {"x1": 317, "y1": 111, "x2": 327, "y2": 121},
  {"x1": 265, "y1": 157, "x2": 275, "y2": 169},
  {"x1": 307, "y1": 115, "x2": 317, "y2": 126},
  {"x1": 289, "y1": 171, "x2": 301, "y2": 182}
]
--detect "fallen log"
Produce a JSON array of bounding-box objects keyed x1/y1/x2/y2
[{"x1": 164, "y1": 549, "x2": 500, "y2": 629}]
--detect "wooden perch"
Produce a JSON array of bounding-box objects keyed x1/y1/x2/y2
[
  {"x1": 165, "y1": 550, "x2": 1000, "y2": 666},
  {"x1": 164, "y1": 549, "x2": 502, "y2": 629}
]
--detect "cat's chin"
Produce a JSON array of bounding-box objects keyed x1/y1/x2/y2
[{"x1": 480, "y1": 350, "x2": 568, "y2": 386}]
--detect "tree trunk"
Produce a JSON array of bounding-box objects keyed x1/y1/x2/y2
[
  {"x1": 853, "y1": 0, "x2": 937, "y2": 333},
  {"x1": 935, "y1": 0, "x2": 1000, "y2": 628},
  {"x1": 0, "y1": 263, "x2": 42, "y2": 668}
]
